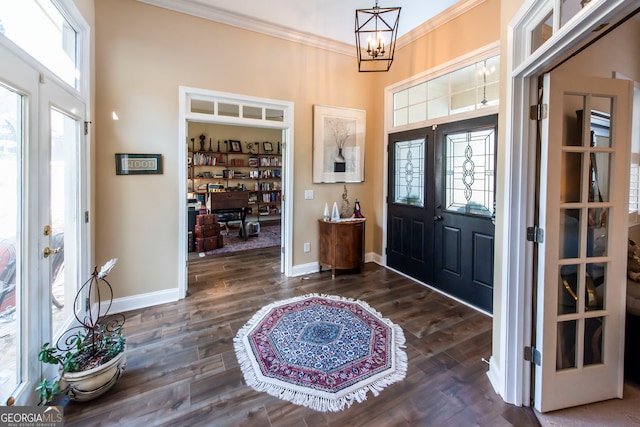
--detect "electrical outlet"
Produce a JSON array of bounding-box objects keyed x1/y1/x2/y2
[
  {"x1": 304, "y1": 190, "x2": 314, "y2": 200},
  {"x1": 303, "y1": 242, "x2": 311, "y2": 252}
]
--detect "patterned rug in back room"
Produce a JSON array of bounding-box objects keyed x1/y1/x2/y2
[
  {"x1": 233, "y1": 294, "x2": 408, "y2": 412},
  {"x1": 199, "y1": 224, "x2": 280, "y2": 256}
]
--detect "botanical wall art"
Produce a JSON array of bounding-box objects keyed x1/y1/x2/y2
[{"x1": 313, "y1": 105, "x2": 366, "y2": 183}]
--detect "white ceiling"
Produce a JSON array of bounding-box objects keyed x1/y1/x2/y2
[{"x1": 137, "y1": 0, "x2": 467, "y2": 53}]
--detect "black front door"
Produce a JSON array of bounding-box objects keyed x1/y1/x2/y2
[
  {"x1": 386, "y1": 129, "x2": 434, "y2": 284},
  {"x1": 386, "y1": 116, "x2": 497, "y2": 313},
  {"x1": 433, "y1": 115, "x2": 497, "y2": 313}
]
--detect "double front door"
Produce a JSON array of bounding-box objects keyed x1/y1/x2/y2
[{"x1": 387, "y1": 115, "x2": 497, "y2": 313}]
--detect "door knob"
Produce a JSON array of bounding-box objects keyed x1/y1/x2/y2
[
  {"x1": 434, "y1": 215, "x2": 443, "y2": 221},
  {"x1": 43, "y1": 247, "x2": 63, "y2": 258}
]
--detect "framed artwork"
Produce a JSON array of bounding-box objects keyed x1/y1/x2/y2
[
  {"x1": 313, "y1": 105, "x2": 366, "y2": 183},
  {"x1": 115, "y1": 153, "x2": 162, "y2": 175},
  {"x1": 229, "y1": 140, "x2": 242, "y2": 152},
  {"x1": 263, "y1": 141, "x2": 273, "y2": 152}
]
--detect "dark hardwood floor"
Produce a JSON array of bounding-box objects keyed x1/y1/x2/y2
[{"x1": 61, "y1": 247, "x2": 540, "y2": 426}]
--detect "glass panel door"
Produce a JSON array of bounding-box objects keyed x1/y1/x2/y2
[
  {"x1": 535, "y1": 72, "x2": 631, "y2": 412},
  {"x1": 49, "y1": 108, "x2": 80, "y2": 336},
  {"x1": 0, "y1": 82, "x2": 22, "y2": 404}
]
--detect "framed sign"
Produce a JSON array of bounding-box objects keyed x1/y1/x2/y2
[
  {"x1": 115, "y1": 153, "x2": 162, "y2": 175},
  {"x1": 313, "y1": 105, "x2": 366, "y2": 183}
]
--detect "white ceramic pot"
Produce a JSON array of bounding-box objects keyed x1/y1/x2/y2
[{"x1": 58, "y1": 349, "x2": 126, "y2": 402}]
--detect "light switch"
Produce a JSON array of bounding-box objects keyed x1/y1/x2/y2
[{"x1": 304, "y1": 190, "x2": 314, "y2": 200}]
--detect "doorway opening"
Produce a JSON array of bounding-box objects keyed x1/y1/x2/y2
[
  {"x1": 178, "y1": 87, "x2": 294, "y2": 299},
  {"x1": 502, "y1": 0, "x2": 640, "y2": 412},
  {"x1": 186, "y1": 122, "x2": 283, "y2": 260}
]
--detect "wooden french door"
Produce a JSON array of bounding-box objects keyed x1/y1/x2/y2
[
  {"x1": 433, "y1": 115, "x2": 497, "y2": 313},
  {"x1": 534, "y1": 72, "x2": 632, "y2": 412},
  {"x1": 387, "y1": 116, "x2": 496, "y2": 313},
  {"x1": 386, "y1": 129, "x2": 434, "y2": 285}
]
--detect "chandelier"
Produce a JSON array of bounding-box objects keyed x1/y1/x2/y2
[{"x1": 355, "y1": 1, "x2": 401, "y2": 72}]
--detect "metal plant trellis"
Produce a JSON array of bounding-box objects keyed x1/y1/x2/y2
[{"x1": 54, "y1": 259, "x2": 125, "y2": 371}]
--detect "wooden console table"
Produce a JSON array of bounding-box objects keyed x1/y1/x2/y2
[{"x1": 318, "y1": 219, "x2": 365, "y2": 278}]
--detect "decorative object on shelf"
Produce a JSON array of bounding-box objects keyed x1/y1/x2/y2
[
  {"x1": 115, "y1": 153, "x2": 162, "y2": 175},
  {"x1": 340, "y1": 185, "x2": 350, "y2": 218},
  {"x1": 189, "y1": 137, "x2": 195, "y2": 152},
  {"x1": 208, "y1": 138, "x2": 213, "y2": 152},
  {"x1": 313, "y1": 105, "x2": 366, "y2": 183},
  {"x1": 353, "y1": 199, "x2": 364, "y2": 218},
  {"x1": 355, "y1": 0, "x2": 401, "y2": 72},
  {"x1": 277, "y1": 141, "x2": 281, "y2": 155},
  {"x1": 36, "y1": 259, "x2": 126, "y2": 403},
  {"x1": 199, "y1": 134, "x2": 206, "y2": 151},
  {"x1": 331, "y1": 202, "x2": 340, "y2": 222},
  {"x1": 217, "y1": 139, "x2": 221, "y2": 152},
  {"x1": 323, "y1": 203, "x2": 330, "y2": 221},
  {"x1": 233, "y1": 294, "x2": 407, "y2": 412},
  {"x1": 263, "y1": 141, "x2": 273, "y2": 152},
  {"x1": 247, "y1": 142, "x2": 258, "y2": 154}
]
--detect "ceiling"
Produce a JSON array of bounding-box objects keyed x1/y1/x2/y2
[{"x1": 137, "y1": 0, "x2": 468, "y2": 54}]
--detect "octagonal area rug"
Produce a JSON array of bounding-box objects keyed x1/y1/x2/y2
[{"x1": 233, "y1": 294, "x2": 407, "y2": 412}]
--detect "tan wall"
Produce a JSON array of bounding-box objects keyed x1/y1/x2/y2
[{"x1": 94, "y1": 0, "x2": 502, "y2": 301}]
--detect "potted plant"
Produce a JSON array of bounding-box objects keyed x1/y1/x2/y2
[{"x1": 37, "y1": 259, "x2": 126, "y2": 403}]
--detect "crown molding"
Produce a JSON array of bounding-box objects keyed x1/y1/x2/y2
[
  {"x1": 137, "y1": 0, "x2": 487, "y2": 57},
  {"x1": 136, "y1": 0, "x2": 354, "y2": 56},
  {"x1": 396, "y1": 0, "x2": 488, "y2": 49}
]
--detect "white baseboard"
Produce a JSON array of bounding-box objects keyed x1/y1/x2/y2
[
  {"x1": 487, "y1": 355, "x2": 502, "y2": 396},
  {"x1": 291, "y1": 252, "x2": 379, "y2": 278},
  {"x1": 102, "y1": 288, "x2": 181, "y2": 314},
  {"x1": 366, "y1": 251, "x2": 382, "y2": 265},
  {"x1": 291, "y1": 262, "x2": 319, "y2": 277}
]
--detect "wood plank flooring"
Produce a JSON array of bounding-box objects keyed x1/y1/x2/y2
[{"x1": 60, "y1": 247, "x2": 540, "y2": 426}]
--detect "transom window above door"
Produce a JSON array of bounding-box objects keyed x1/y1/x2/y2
[
  {"x1": 392, "y1": 55, "x2": 500, "y2": 128},
  {"x1": 0, "y1": 0, "x2": 80, "y2": 89}
]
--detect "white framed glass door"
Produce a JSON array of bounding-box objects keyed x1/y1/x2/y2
[
  {"x1": 534, "y1": 72, "x2": 632, "y2": 412},
  {"x1": 41, "y1": 88, "x2": 84, "y2": 339},
  {"x1": 0, "y1": 41, "x2": 86, "y2": 405}
]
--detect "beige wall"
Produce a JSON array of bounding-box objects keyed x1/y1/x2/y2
[
  {"x1": 94, "y1": 0, "x2": 375, "y2": 298},
  {"x1": 94, "y1": 0, "x2": 502, "y2": 300}
]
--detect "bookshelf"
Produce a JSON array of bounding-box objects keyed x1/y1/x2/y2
[{"x1": 187, "y1": 139, "x2": 282, "y2": 223}]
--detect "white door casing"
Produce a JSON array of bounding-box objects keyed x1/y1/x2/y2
[{"x1": 534, "y1": 72, "x2": 632, "y2": 412}]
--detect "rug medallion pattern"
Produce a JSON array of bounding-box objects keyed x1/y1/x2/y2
[{"x1": 234, "y1": 294, "x2": 407, "y2": 412}]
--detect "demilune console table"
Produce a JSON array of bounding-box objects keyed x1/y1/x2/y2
[{"x1": 318, "y1": 218, "x2": 365, "y2": 278}]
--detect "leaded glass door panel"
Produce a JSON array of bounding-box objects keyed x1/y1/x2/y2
[
  {"x1": 387, "y1": 129, "x2": 434, "y2": 284},
  {"x1": 433, "y1": 115, "x2": 497, "y2": 313}
]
